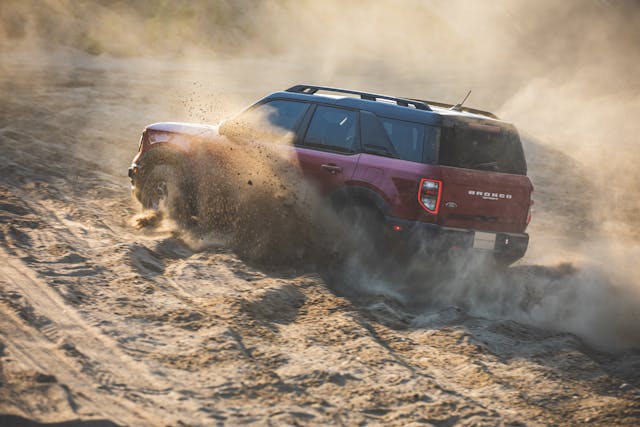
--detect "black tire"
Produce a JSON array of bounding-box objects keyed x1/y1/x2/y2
[
  {"x1": 328, "y1": 203, "x2": 389, "y2": 263},
  {"x1": 492, "y1": 255, "x2": 517, "y2": 270},
  {"x1": 137, "y1": 164, "x2": 191, "y2": 225}
]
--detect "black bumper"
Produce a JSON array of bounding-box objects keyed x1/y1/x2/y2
[{"x1": 385, "y1": 216, "x2": 529, "y2": 263}]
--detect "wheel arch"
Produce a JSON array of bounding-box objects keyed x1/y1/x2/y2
[{"x1": 328, "y1": 185, "x2": 390, "y2": 221}]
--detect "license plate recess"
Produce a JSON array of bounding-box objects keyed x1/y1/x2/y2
[{"x1": 473, "y1": 232, "x2": 496, "y2": 250}]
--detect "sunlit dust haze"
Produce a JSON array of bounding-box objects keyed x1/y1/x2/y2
[{"x1": 2, "y1": 0, "x2": 639, "y2": 351}]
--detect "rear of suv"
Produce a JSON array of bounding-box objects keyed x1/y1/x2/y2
[{"x1": 129, "y1": 84, "x2": 534, "y2": 265}]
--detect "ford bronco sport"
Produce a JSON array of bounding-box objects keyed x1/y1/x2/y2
[{"x1": 128, "y1": 85, "x2": 534, "y2": 265}]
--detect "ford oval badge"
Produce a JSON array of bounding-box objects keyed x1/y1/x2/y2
[{"x1": 445, "y1": 201, "x2": 458, "y2": 209}]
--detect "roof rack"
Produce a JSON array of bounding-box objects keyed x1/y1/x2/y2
[
  {"x1": 286, "y1": 84, "x2": 432, "y2": 111},
  {"x1": 408, "y1": 97, "x2": 499, "y2": 119}
]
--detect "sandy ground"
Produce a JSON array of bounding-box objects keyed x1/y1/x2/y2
[{"x1": 0, "y1": 49, "x2": 639, "y2": 426}]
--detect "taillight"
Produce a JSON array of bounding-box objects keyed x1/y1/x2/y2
[{"x1": 418, "y1": 178, "x2": 442, "y2": 214}]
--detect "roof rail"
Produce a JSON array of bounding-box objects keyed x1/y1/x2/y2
[
  {"x1": 409, "y1": 97, "x2": 499, "y2": 119},
  {"x1": 286, "y1": 84, "x2": 432, "y2": 111}
]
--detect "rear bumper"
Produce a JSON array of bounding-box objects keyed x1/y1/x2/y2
[{"x1": 385, "y1": 216, "x2": 529, "y2": 263}]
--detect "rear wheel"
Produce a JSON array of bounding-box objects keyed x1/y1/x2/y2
[
  {"x1": 492, "y1": 254, "x2": 518, "y2": 270},
  {"x1": 325, "y1": 203, "x2": 389, "y2": 264},
  {"x1": 137, "y1": 164, "x2": 191, "y2": 225}
]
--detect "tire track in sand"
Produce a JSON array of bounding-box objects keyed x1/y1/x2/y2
[{"x1": 0, "y1": 249, "x2": 193, "y2": 425}]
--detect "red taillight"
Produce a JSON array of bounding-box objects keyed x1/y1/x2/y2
[{"x1": 418, "y1": 178, "x2": 442, "y2": 214}]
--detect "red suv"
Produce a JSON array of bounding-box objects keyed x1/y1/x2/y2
[{"x1": 129, "y1": 85, "x2": 534, "y2": 265}]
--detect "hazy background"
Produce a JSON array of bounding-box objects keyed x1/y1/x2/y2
[{"x1": 3, "y1": 0, "x2": 638, "y2": 230}]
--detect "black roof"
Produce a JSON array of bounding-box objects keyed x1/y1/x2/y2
[
  {"x1": 287, "y1": 84, "x2": 432, "y2": 111},
  {"x1": 277, "y1": 84, "x2": 500, "y2": 122}
]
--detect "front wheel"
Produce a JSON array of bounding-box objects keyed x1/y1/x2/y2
[{"x1": 137, "y1": 164, "x2": 191, "y2": 225}]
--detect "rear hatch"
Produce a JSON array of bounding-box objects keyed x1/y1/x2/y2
[{"x1": 436, "y1": 123, "x2": 532, "y2": 232}]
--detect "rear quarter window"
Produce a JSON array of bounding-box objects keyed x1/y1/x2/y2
[
  {"x1": 379, "y1": 117, "x2": 425, "y2": 162},
  {"x1": 359, "y1": 112, "x2": 437, "y2": 164}
]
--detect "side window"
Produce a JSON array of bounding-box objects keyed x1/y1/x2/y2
[
  {"x1": 303, "y1": 106, "x2": 357, "y2": 153},
  {"x1": 379, "y1": 117, "x2": 425, "y2": 163},
  {"x1": 423, "y1": 125, "x2": 438, "y2": 164},
  {"x1": 223, "y1": 100, "x2": 309, "y2": 143},
  {"x1": 360, "y1": 111, "x2": 398, "y2": 158}
]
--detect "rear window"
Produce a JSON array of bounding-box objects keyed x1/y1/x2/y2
[{"x1": 438, "y1": 125, "x2": 527, "y2": 175}]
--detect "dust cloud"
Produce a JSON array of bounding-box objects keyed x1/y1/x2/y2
[
  {"x1": 4, "y1": 0, "x2": 637, "y2": 350},
  {"x1": 188, "y1": 138, "x2": 318, "y2": 264}
]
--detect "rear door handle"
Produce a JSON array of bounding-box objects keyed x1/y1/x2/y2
[{"x1": 321, "y1": 163, "x2": 343, "y2": 174}]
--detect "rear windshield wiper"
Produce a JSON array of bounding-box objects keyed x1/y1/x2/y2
[{"x1": 473, "y1": 161, "x2": 499, "y2": 171}]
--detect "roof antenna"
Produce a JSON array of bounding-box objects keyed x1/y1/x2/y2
[{"x1": 451, "y1": 90, "x2": 471, "y2": 112}]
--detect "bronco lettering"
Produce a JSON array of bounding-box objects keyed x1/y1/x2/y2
[{"x1": 468, "y1": 190, "x2": 513, "y2": 200}]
